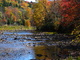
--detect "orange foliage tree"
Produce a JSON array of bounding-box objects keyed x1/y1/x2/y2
[
  {"x1": 5, "y1": 6, "x2": 20, "y2": 25},
  {"x1": 20, "y1": 1, "x2": 32, "y2": 26}
]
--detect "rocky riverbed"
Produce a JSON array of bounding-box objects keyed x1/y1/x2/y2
[{"x1": 0, "y1": 30, "x2": 80, "y2": 60}]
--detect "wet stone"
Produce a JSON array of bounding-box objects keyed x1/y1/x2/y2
[
  {"x1": 36, "y1": 54, "x2": 43, "y2": 57},
  {"x1": 14, "y1": 37, "x2": 18, "y2": 40}
]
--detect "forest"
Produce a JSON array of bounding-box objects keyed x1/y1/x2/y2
[{"x1": 0, "y1": 0, "x2": 80, "y2": 33}]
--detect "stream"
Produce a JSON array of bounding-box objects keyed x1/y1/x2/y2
[{"x1": 0, "y1": 30, "x2": 80, "y2": 60}]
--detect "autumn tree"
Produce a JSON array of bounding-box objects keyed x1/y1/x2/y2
[
  {"x1": 60, "y1": 0, "x2": 80, "y2": 26},
  {"x1": 20, "y1": 1, "x2": 32, "y2": 26},
  {"x1": 33, "y1": 0, "x2": 61, "y2": 31},
  {"x1": 0, "y1": 12, "x2": 3, "y2": 25},
  {"x1": 33, "y1": 0, "x2": 55, "y2": 31},
  {"x1": 5, "y1": 6, "x2": 15, "y2": 25},
  {"x1": 59, "y1": 0, "x2": 80, "y2": 33},
  {"x1": 0, "y1": 12, "x2": 2, "y2": 20},
  {"x1": 46, "y1": 0, "x2": 61, "y2": 31},
  {"x1": 4, "y1": 6, "x2": 22, "y2": 25},
  {"x1": 33, "y1": 2, "x2": 45, "y2": 30},
  {"x1": 0, "y1": 0, "x2": 32, "y2": 26}
]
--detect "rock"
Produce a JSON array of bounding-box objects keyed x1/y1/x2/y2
[
  {"x1": 36, "y1": 54, "x2": 43, "y2": 57},
  {"x1": 14, "y1": 37, "x2": 17, "y2": 40}
]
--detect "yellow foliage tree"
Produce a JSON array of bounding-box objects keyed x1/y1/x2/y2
[{"x1": 33, "y1": 2, "x2": 45, "y2": 29}]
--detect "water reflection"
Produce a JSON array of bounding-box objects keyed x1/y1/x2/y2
[
  {"x1": 34, "y1": 45, "x2": 80, "y2": 60},
  {"x1": 34, "y1": 46, "x2": 60, "y2": 60}
]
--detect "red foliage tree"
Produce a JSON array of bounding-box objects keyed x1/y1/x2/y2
[{"x1": 60, "y1": 0, "x2": 80, "y2": 26}]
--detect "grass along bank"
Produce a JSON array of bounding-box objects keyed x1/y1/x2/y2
[{"x1": 0, "y1": 25, "x2": 35, "y2": 30}]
